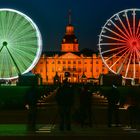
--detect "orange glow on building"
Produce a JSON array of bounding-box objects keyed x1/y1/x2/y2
[{"x1": 32, "y1": 12, "x2": 140, "y2": 85}]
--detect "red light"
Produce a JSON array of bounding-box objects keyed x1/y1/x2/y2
[{"x1": 127, "y1": 38, "x2": 140, "y2": 51}]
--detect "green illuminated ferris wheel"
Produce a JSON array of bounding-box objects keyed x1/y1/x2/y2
[{"x1": 0, "y1": 8, "x2": 42, "y2": 80}]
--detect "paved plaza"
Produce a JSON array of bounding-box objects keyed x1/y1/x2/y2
[{"x1": 0, "y1": 93, "x2": 140, "y2": 139}]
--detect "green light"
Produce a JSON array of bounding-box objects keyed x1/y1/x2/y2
[{"x1": 0, "y1": 9, "x2": 42, "y2": 80}]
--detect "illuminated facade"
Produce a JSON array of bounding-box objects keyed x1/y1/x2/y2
[{"x1": 32, "y1": 13, "x2": 140, "y2": 85}]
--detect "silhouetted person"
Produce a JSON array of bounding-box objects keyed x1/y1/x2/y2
[
  {"x1": 56, "y1": 78, "x2": 74, "y2": 131},
  {"x1": 25, "y1": 83, "x2": 38, "y2": 132},
  {"x1": 79, "y1": 84, "x2": 93, "y2": 127},
  {"x1": 107, "y1": 84, "x2": 120, "y2": 127},
  {"x1": 126, "y1": 94, "x2": 140, "y2": 128}
]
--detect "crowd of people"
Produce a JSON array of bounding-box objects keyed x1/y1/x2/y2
[{"x1": 24, "y1": 79, "x2": 140, "y2": 132}]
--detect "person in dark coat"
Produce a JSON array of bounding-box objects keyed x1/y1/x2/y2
[
  {"x1": 25, "y1": 83, "x2": 39, "y2": 132},
  {"x1": 107, "y1": 84, "x2": 120, "y2": 127},
  {"x1": 79, "y1": 84, "x2": 93, "y2": 127},
  {"x1": 56, "y1": 78, "x2": 74, "y2": 131}
]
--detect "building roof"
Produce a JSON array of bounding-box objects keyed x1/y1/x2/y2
[{"x1": 42, "y1": 49, "x2": 98, "y2": 57}]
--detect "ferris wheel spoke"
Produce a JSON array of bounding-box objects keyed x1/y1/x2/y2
[
  {"x1": 116, "y1": 14, "x2": 131, "y2": 38},
  {"x1": 15, "y1": 35, "x2": 37, "y2": 42},
  {"x1": 9, "y1": 14, "x2": 30, "y2": 38},
  {"x1": 99, "y1": 43, "x2": 126, "y2": 46},
  {"x1": 136, "y1": 20, "x2": 140, "y2": 37},
  {"x1": 137, "y1": 32, "x2": 140, "y2": 39},
  {"x1": 11, "y1": 48, "x2": 36, "y2": 63},
  {"x1": 7, "y1": 13, "x2": 22, "y2": 38},
  {"x1": 15, "y1": 46, "x2": 37, "y2": 56},
  {"x1": 12, "y1": 48, "x2": 35, "y2": 64},
  {"x1": 11, "y1": 29, "x2": 37, "y2": 41},
  {"x1": 110, "y1": 51, "x2": 131, "y2": 68},
  {"x1": 10, "y1": 24, "x2": 34, "y2": 41},
  {"x1": 102, "y1": 45, "x2": 127, "y2": 55},
  {"x1": 0, "y1": 13, "x2": 6, "y2": 38},
  {"x1": 103, "y1": 27, "x2": 128, "y2": 41},
  {"x1": 16, "y1": 46, "x2": 37, "y2": 55},
  {"x1": 101, "y1": 34, "x2": 126, "y2": 42},
  {"x1": 125, "y1": 52, "x2": 133, "y2": 78},
  {"x1": 110, "y1": 20, "x2": 130, "y2": 39},
  {"x1": 116, "y1": 49, "x2": 131, "y2": 74},
  {"x1": 133, "y1": 9, "x2": 136, "y2": 37},
  {"x1": 125, "y1": 11, "x2": 133, "y2": 37},
  {"x1": 10, "y1": 50, "x2": 34, "y2": 73},
  {"x1": 9, "y1": 19, "x2": 31, "y2": 40},
  {"x1": 135, "y1": 49, "x2": 140, "y2": 62},
  {"x1": 105, "y1": 48, "x2": 128, "y2": 62},
  {"x1": 5, "y1": 11, "x2": 10, "y2": 37},
  {"x1": 12, "y1": 36, "x2": 37, "y2": 43},
  {"x1": 12, "y1": 38, "x2": 37, "y2": 47},
  {"x1": 105, "y1": 47, "x2": 129, "y2": 62},
  {"x1": 15, "y1": 48, "x2": 35, "y2": 63},
  {"x1": 13, "y1": 53, "x2": 30, "y2": 71},
  {"x1": 133, "y1": 51, "x2": 136, "y2": 78}
]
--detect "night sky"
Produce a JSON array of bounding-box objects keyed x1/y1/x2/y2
[{"x1": 0, "y1": 0, "x2": 139, "y2": 52}]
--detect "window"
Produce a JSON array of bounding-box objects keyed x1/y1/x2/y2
[
  {"x1": 52, "y1": 61, "x2": 54, "y2": 64},
  {"x1": 52, "y1": 67, "x2": 54, "y2": 72},
  {"x1": 68, "y1": 61, "x2": 71, "y2": 64},
  {"x1": 73, "y1": 67, "x2": 76, "y2": 71},
  {"x1": 63, "y1": 66, "x2": 66, "y2": 71},
  {"x1": 78, "y1": 61, "x2": 81, "y2": 64},
  {"x1": 63, "y1": 61, "x2": 66, "y2": 64},
  {"x1": 58, "y1": 61, "x2": 61, "y2": 64},
  {"x1": 63, "y1": 39, "x2": 66, "y2": 42},
  {"x1": 78, "y1": 68, "x2": 81, "y2": 72},
  {"x1": 96, "y1": 61, "x2": 98, "y2": 64},
  {"x1": 96, "y1": 68, "x2": 99, "y2": 72},
  {"x1": 73, "y1": 61, "x2": 76, "y2": 64},
  {"x1": 68, "y1": 66, "x2": 71, "y2": 71},
  {"x1": 102, "y1": 64, "x2": 105, "y2": 67}
]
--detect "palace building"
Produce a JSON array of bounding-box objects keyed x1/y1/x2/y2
[{"x1": 32, "y1": 12, "x2": 140, "y2": 85}]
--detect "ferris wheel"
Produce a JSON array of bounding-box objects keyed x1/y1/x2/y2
[
  {"x1": 0, "y1": 8, "x2": 42, "y2": 80},
  {"x1": 99, "y1": 8, "x2": 140, "y2": 80}
]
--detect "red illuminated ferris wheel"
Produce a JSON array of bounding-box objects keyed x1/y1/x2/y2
[{"x1": 99, "y1": 8, "x2": 140, "y2": 80}]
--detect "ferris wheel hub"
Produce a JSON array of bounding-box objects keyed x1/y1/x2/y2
[
  {"x1": 128, "y1": 38, "x2": 140, "y2": 50},
  {"x1": 3, "y1": 41, "x2": 8, "y2": 46},
  {"x1": 132, "y1": 41, "x2": 137, "y2": 46}
]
